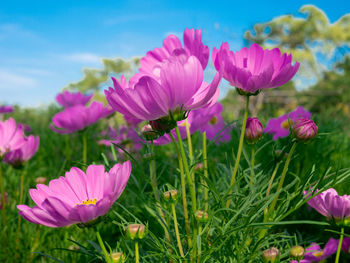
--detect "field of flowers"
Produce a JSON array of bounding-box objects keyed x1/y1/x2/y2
[{"x1": 1, "y1": 28, "x2": 350, "y2": 263}]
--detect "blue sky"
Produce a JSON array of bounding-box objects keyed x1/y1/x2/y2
[{"x1": 0, "y1": 0, "x2": 349, "y2": 107}]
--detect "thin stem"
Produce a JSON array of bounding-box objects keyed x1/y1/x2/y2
[
  {"x1": 16, "y1": 168, "x2": 27, "y2": 245},
  {"x1": 149, "y1": 142, "x2": 171, "y2": 243},
  {"x1": 82, "y1": 132, "x2": 87, "y2": 164},
  {"x1": 0, "y1": 163, "x2": 7, "y2": 253},
  {"x1": 335, "y1": 227, "x2": 344, "y2": 263},
  {"x1": 197, "y1": 225, "x2": 202, "y2": 263},
  {"x1": 185, "y1": 119, "x2": 193, "y2": 162},
  {"x1": 170, "y1": 133, "x2": 192, "y2": 248},
  {"x1": 226, "y1": 95, "x2": 250, "y2": 208},
  {"x1": 202, "y1": 132, "x2": 209, "y2": 211},
  {"x1": 249, "y1": 145, "x2": 256, "y2": 186},
  {"x1": 96, "y1": 231, "x2": 112, "y2": 263},
  {"x1": 268, "y1": 142, "x2": 297, "y2": 216},
  {"x1": 171, "y1": 203, "x2": 185, "y2": 258},
  {"x1": 266, "y1": 162, "x2": 281, "y2": 199},
  {"x1": 135, "y1": 241, "x2": 140, "y2": 263}
]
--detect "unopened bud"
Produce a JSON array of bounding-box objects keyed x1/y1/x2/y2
[
  {"x1": 35, "y1": 177, "x2": 47, "y2": 184},
  {"x1": 293, "y1": 118, "x2": 318, "y2": 141},
  {"x1": 126, "y1": 224, "x2": 146, "y2": 240},
  {"x1": 141, "y1": 125, "x2": 159, "y2": 141},
  {"x1": 245, "y1": 117, "x2": 263, "y2": 143},
  {"x1": 262, "y1": 247, "x2": 279, "y2": 262},
  {"x1": 195, "y1": 163, "x2": 204, "y2": 172},
  {"x1": 163, "y1": 190, "x2": 178, "y2": 202},
  {"x1": 195, "y1": 210, "x2": 209, "y2": 223},
  {"x1": 111, "y1": 252, "x2": 125, "y2": 263},
  {"x1": 149, "y1": 117, "x2": 176, "y2": 135},
  {"x1": 290, "y1": 245, "x2": 305, "y2": 259}
]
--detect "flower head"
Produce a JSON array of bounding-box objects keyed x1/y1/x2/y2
[
  {"x1": 304, "y1": 188, "x2": 350, "y2": 222},
  {"x1": 50, "y1": 101, "x2": 114, "y2": 134},
  {"x1": 17, "y1": 161, "x2": 131, "y2": 227},
  {"x1": 262, "y1": 247, "x2": 279, "y2": 262},
  {"x1": 56, "y1": 90, "x2": 93, "y2": 108},
  {"x1": 105, "y1": 53, "x2": 220, "y2": 125},
  {"x1": 213, "y1": 43, "x2": 300, "y2": 95},
  {"x1": 0, "y1": 105, "x2": 14, "y2": 114},
  {"x1": 188, "y1": 103, "x2": 231, "y2": 144},
  {"x1": 140, "y1": 28, "x2": 209, "y2": 77},
  {"x1": 0, "y1": 118, "x2": 25, "y2": 157},
  {"x1": 293, "y1": 118, "x2": 318, "y2": 141},
  {"x1": 265, "y1": 106, "x2": 312, "y2": 140},
  {"x1": 3, "y1": 135, "x2": 39, "y2": 167},
  {"x1": 245, "y1": 117, "x2": 263, "y2": 143}
]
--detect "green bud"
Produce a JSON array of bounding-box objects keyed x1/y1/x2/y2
[
  {"x1": 195, "y1": 210, "x2": 209, "y2": 223},
  {"x1": 290, "y1": 245, "x2": 305, "y2": 259},
  {"x1": 262, "y1": 247, "x2": 279, "y2": 263},
  {"x1": 126, "y1": 224, "x2": 146, "y2": 240},
  {"x1": 111, "y1": 252, "x2": 125, "y2": 263},
  {"x1": 163, "y1": 189, "x2": 178, "y2": 202}
]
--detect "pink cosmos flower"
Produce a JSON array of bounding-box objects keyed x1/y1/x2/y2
[
  {"x1": 0, "y1": 105, "x2": 14, "y2": 114},
  {"x1": 304, "y1": 188, "x2": 350, "y2": 221},
  {"x1": 188, "y1": 103, "x2": 231, "y2": 143},
  {"x1": 293, "y1": 118, "x2": 318, "y2": 141},
  {"x1": 0, "y1": 118, "x2": 25, "y2": 157},
  {"x1": 50, "y1": 101, "x2": 114, "y2": 134},
  {"x1": 264, "y1": 106, "x2": 312, "y2": 140},
  {"x1": 152, "y1": 123, "x2": 187, "y2": 146},
  {"x1": 99, "y1": 126, "x2": 143, "y2": 153},
  {"x1": 17, "y1": 161, "x2": 131, "y2": 227},
  {"x1": 245, "y1": 117, "x2": 263, "y2": 143},
  {"x1": 105, "y1": 53, "x2": 220, "y2": 122},
  {"x1": 213, "y1": 43, "x2": 300, "y2": 95},
  {"x1": 123, "y1": 115, "x2": 142, "y2": 128},
  {"x1": 290, "y1": 239, "x2": 338, "y2": 263},
  {"x1": 56, "y1": 90, "x2": 93, "y2": 108},
  {"x1": 140, "y1": 28, "x2": 209, "y2": 77},
  {"x1": 3, "y1": 135, "x2": 39, "y2": 166}
]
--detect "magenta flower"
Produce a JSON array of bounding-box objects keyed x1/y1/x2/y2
[
  {"x1": 17, "y1": 161, "x2": 131, "y2": 227},
  {"x1": 264, "y1": 106, "x2": 312, "y2": 140},
  {"x1": 0, "y1": 118, "x2": 25, "y2": 157},
  {"x1": 290, "y1": 239, "x2": 338, "y2": 263},
  {"x1": 105, "y1": 53, "x2": 220, "y2": 123},
  {"x1": 50, "y1": 102, "x2": 114, "y2": 134},
  {"x1": 140, "y1": 28, "x2": 209, "y2": 77},
  {"x1": 213, "y1": 43, "x2": 300, "y2": 95},
  {"x1": 304, "y1": 188, "x2": 350, "y2": 221},
  {"x1": 56, "y1": 90, "x2": 93, "y2": 108},
  {"x1": 99, "y1": 126, "x2": 143, "y2": 153},
  {"x1": 245, "y1": 117, "x2": 263, "y2": 143},
  {"x1": 3, "y1": 135, "x2": 39, "y2": 166},
  {"x1": 153, "y1": 123, "x2": 187, "y2": 146},
  {"x1": 123, "y1": 115, "x2": 142, "y2": 128},
  {"x1": 293, "y1": 118, "x2": 318, "y2": 141},
  {"x1": 188, "y1": 103, "x2": 231, "y2": 143},
  {"x1": 0, "y1": 105, "x2": 14, "y2": 114}
]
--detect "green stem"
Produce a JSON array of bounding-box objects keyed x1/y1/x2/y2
[
  {"x1": 197, "y1": 225, "x2": 202, "y2": 263},
  {"x1": 226, "y1": 95, "x2": 250, "y2": 208},
  {"x1": 185, "y1": 119, "x2": 193, "y2": 162},
  {"x1": 249, "y1": 146, "x2": 256, "y2": 186},
  {"x1": 171, "y1": 203, "x2": 185, "y2": 258},
  {"x1": 149, "y1": 142, "x2": 171, "y2": 243},
  {"x1": 268, "y1": 142, "x2": 297, "y2": 216},
  {"x1": 16, "y1": 168, "x2": 27, "y2": 245},
  {"x1": 170, "y1": 133, "x2": 192, "y2": 248},
  {"x1": 96, "y1": 231, "x2": 112, "y2": 263},
  {"x1": 266, "y1": 162, "x2": 281, "y2": 199},
  {"x1": 335, "y1": 227, "x2": 344, "y2": 263},
  {"x1": 135, "y1": 241, "x2": 140, "y2": 263},
  {"x1": 83, "y1": 133, "x2": 87, "y2": 164},
  {"x1": 0, "y1": 163, "x2": 7, "y2": 253},
  {"x1": 203, "y1": 132, "x2": 209, "y2": 211}
]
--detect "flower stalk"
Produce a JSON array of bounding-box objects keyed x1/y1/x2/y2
[
  {"x1": 202, "y1": 132, "x2": 209, "y2": 211},
  {"x1": 82, "y1": 132, "x2": 87, "y2": 164},
  {"x1": 96, "y1": 231, "x2": 112, "y2": 263},
  {"x1": 335, "y1": 227, "x2": 344, "y2": 263},
  {"x1": 171, "y1": 203, "x2": 185, "y2": 258}
]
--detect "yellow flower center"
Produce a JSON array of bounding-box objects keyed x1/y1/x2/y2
[
  {"x1": 281, "y1": 119, "x2": 292, "y2": 129},
  {"x1": 77, "y1": 198, "x2": 97, "y2": 206},
  {"x1": 313, "y1": 251, "x2": 323, "y2": 258},
  {"x1": 209, "y1": 116, "x2": 218, "y2": 125}
]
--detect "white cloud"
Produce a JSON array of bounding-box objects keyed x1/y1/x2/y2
[
  {"x1": 61, "y1": 53, "x2": 102, "y2": 64},
  {"x1": 0, "y1": 23, "x2": 42, "y2": 42},
  {"x1": 0, "y1": 69, "x2": 38, "y2": 90}
]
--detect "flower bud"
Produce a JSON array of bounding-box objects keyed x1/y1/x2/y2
[
  {"x1": 35, "y1": 177, "x2": 47, "y2": 184},
  {"x1": 195, "y1": 210, "x2": 209, "y2": 223},
  {"x1": 141, "y1": 125, "x2": 159, "y2": 141},
  {"x1": 149, "y1": 117, "x2": 176, "y2": 135},
  {"x1": 126, "y1": 224, "x2": 146, "y2": 240},
  {"x1": 111, "y1": 252, "x2": 125, "y2": 263},
  {"x1": 262, "y1": 247, "x2": 279, "y2": 263},
  {"x1": 292, "y1": 118, "x2": 318, "y2": 141},
  {"x1": 290, "y1": 245, "x2": 305, "y2": 259},
  {"x1": 163, "y1": 190, "x2": 178, "y2": 202},
  {"x1": 245, "y1": 117, "x2": 263, "y2": 143},
  {"x1": 194, "y1": 163, "x2": 204, "y2": 172}
]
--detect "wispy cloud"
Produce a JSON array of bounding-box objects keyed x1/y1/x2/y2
[
  {"x1": 61, "y1": 53, "x2": 102, "y2": 64},
  {"x1": 0, "y1": 23, "x2": 43, "y2": 42},
  {"x1": 0, "y1": 69, "x2": 38, "y2": 90}
]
